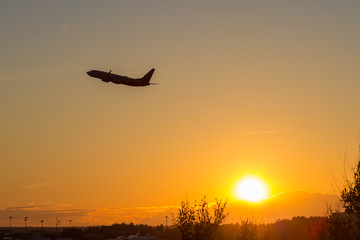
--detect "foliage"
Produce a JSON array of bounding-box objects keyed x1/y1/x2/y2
[
  {"x1": 216, "y1": 216, "x2": 327, "y2": 240},
  {"x1": 61, "y1": 228, "x2": 85, "y2": 239},
  {"x1": 83, "y1": 223, "x2": 160, "y2": 238},
  {"x1": 320, "y1": 212, "x2": 360, "y2": 240},
  {"x1": 340, "y1": 152, "x2": 360, "y2": 218},
  {"x1": 237, "y1": 219, "x2": 258, "y2": 240},
  {"x1": 173, "y1": 196, "x2": 228, "y2": 240},
  {"x1": 7, "y1": 215, "x2": 360, "y2": 240}
]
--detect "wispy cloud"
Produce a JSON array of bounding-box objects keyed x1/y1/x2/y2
[
  {"x1": 0, "y1": 66, "x2": 83, "y2": 82},
  {"x1": 23, "y1": 182, "x2": 51, "y2": 189},
  {"x1": 227, "y1": 191, "x2": 341, "y2": 224},
  {"x1": 0, "y1": 203, "x2": 177, "y2": 227},
  {"x1": 238, "y1": 130, "x2": 279, "y2": 135},
  {"x1": 6, "y1": 202, "x2": 73, "y2": 211},
  {"x1": 23, "y1": 182, "x2": 51, "y2": 190},
  {"x1": 0, "y1": 192, "x2": 340, "y2": 227},
  {"x1": 0, "y1": 68, "x2": 41, "y2": 82},
  {"x1": 6, "y1": 206, "x2": 37, "y2": 210}
]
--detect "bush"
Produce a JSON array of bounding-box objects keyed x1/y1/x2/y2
[{"x1": 173, "y1": 196, "x2": 227, "y2": 240}]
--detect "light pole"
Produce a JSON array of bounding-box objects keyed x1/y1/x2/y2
[
  {"x1": 56, "y1": 218, "x2": 59, "y2": 232},
  {"x1": 69, "y1": 220, "x2": 72, "y2": 240},
  {"x1": 165, "y1": 216, "x2": 168, "y2": 231},
  {"x1": 9, "y1": 216, "x2": 12, "y2": 231},
  {"x1": 41, "y1": 220, "x2": 44, "y2": 235},
  {"x1": 24, "y1": 217, "x2": 28, "y2": 230}
]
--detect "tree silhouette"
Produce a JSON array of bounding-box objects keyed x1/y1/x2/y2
[
  {"x1": 341, "y1": 147, "x2": 360, "y2": 218},
  {"x1": 173, "y1": 196, "x2": 227, "y2": 240}
]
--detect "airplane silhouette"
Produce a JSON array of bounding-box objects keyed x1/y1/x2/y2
[{"x1": 87, "y1": 68, "x2": 156, "y2": 87}]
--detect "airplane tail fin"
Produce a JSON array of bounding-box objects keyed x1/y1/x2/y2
[{"x1": 141, "y1": 68, "x2": 155, "y2": 83}]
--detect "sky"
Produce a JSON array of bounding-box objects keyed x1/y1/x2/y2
[{"x1": 1, "y1": 0, "x2": 360, "y2": 226}]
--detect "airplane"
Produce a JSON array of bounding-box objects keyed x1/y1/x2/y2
[{"x1": 87, "y1": 68, "x2": 156, "y2": 87}]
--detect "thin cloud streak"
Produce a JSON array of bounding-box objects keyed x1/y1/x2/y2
[
  {"x1": 0, "y1": 203, "x2": 178, "y2": 227},
  {"x1": 6, "y1": 202, "x2": 74, "y2": 211},
  {"x1": 0, "y1": 67, "x2": 83, "y2": 82},
  {"x1": 238, "y1": 130, "x2": 279, "y2": 135},
  {"x1": 23, "y1": 182, "x2": 51, "y2": 189},
  {"x1": 0, "y1": 191, "x2": 341, "y2": 227}
]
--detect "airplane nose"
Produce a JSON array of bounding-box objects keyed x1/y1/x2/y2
[{"x1": 87, "y1": 71, "x2": 94, "y2": 77}]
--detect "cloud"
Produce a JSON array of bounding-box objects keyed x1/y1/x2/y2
[
  {"x1": 84, "y1": 206, "x2": 178, "y2": 225},
  {"x1": 0, "y1": 203, "x2": 177, "y2": 227},
  {"x1": 0, "y1": 68, "x2": 41, "y2": 82},
  {"x1": 23, "y1": 182, "x2": 51, "y2": 189},
  {"x1": 227, "y1": 191, "x2": 341, "y2": 223},
  {"x1": 0, "y1": 192, "x2": 341, "y2": 227},
  {"x1": 238, "y1": 130, "x2": 279, "y2": 135},
  {"x1": 0, "y1": 66, "x2": 82, "y2": 82},
  {"x1": 6, "y1": 206, "x2": 37, "y2": 210},
  {"x1": 6, "y1": 202, "x2": 73, "y2": 211}
]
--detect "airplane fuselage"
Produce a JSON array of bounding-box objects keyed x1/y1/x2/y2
[{"x1": 87, "y1": 69, "x2": 155, "y2": 87}]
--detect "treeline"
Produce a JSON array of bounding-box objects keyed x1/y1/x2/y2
[
  {"x1": 59, "y1": 214, "x2": 360, "y2": 240},
  {"x1": 165, "y1": 214, "x2": 360, "y2": 240},
  {"x1": 218, "y1": 216, "x2": 328, "y2": 240},
  {"x1": 2, "y1": 214, "x2": 360, "y2": 240},
  {"x1": 60, "y1": 223, "x2": 165, "y2": 239}
]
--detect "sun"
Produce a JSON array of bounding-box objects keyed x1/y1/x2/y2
[{"x1": 233, "y1": 176, "x2": 269, "y2": 203}]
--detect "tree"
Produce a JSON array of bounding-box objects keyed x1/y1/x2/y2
[
  {"x1": 340, "y1": 147, "x2": 360, "y2": 218},
  {"x1": 321, "y1": 212, "x2": 360, "y2": 240},
  {"x1": 173, "y1": 196, "x2": 228, "y2": 240}
]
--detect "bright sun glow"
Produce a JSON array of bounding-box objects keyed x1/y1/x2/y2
[{"x1": 234, "y1": 176, "x2": 269, "y2": 203}]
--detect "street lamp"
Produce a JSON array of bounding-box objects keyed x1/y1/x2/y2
[
  {"x1": 56, "y1": 218, "x2": 59, "y2": 232},
  {"x1": 165, "y1": 216, "x2": 168, "y2": 231},
  {"x1": 41, "y1": 220, "x2": 44, "y2": 235},
  {"x1": 9, "y1": 216, "x2": 12, "y2": 231},
  {"x1": 24, "y1": 217, "x2": 28, "y2": 229},
  {"x1": 69, "y1": 220, "x2": 72, "y2": 240}
]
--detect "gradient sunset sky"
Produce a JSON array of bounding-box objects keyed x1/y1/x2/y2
[{"x1": 1, "y1": 1, "x2": 360, "y2": 226}]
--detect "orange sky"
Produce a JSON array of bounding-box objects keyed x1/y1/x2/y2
[{"x1": 1, "y1": 0, "x2": 360, "y2": 227}]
